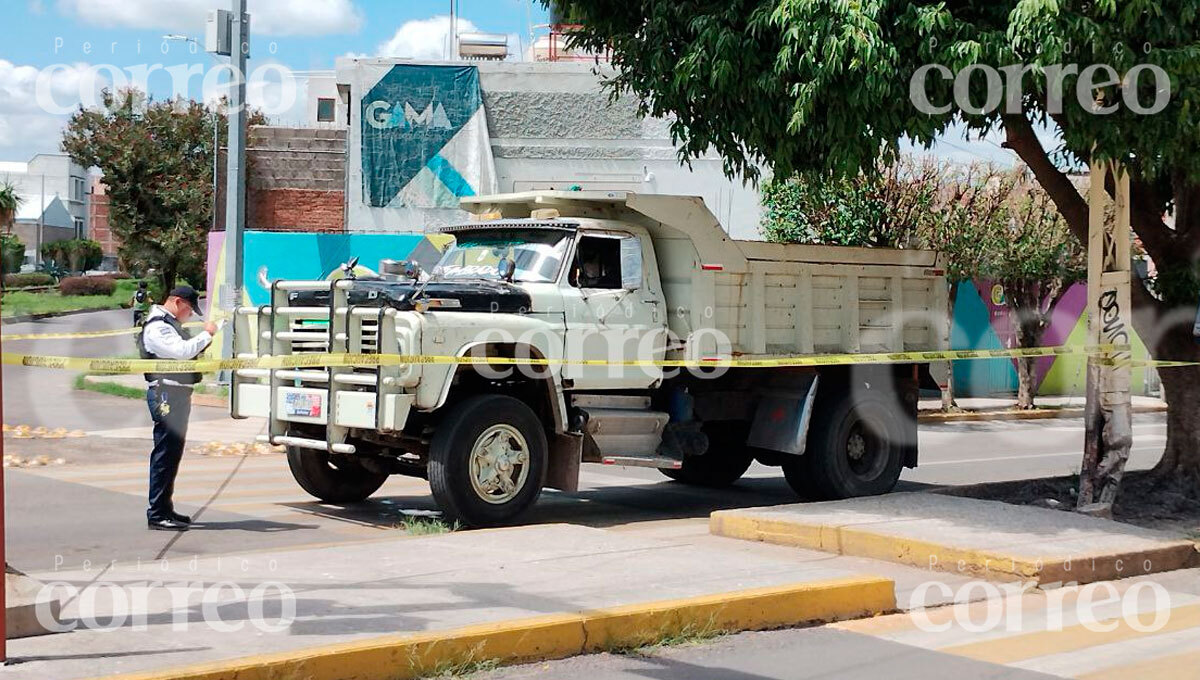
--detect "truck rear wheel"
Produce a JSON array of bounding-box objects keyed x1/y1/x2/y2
[
  {"x1": 783, "y1": 394, "x2": 904, "y2": 500},
  {"x1": 287, "y1": 446, "x2": 389, "y2": 503},
  {"x1": 660, "y1": 423, "x2": 753, "y2": 487},
  {"x1": 428, "y1": 394, "x2": 547, "y2": 528}
]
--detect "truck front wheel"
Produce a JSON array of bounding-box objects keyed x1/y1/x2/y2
[
  {"x1": 782, "y1": 394, "x2": 904, "y2": 500},
  {"x1": 428, "y1": 395, "x2": 547, "y2": 527},
  {"x1": 287, "y1": 446, "x2": 389, "y2": 503}
]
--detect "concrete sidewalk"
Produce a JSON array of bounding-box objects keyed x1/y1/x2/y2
[
  {"x1": 711, "y1": 493, "x2": 1199, "y2": 585},
  {"x1": 5, "y1": 522, "x2": 969, "y2": 680},
  {"x1": 917, "y1": 396, "x2": 1167, "y2": 422}
]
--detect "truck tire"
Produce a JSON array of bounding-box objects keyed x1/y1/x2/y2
[
  {"x1": 428, "y1": 394, "x2": 547, "y2": 528},
  {"x1": 660, "y1": 424, "x2": 753, "y2": 487},
  {"x1": 782, "y1": 393, "x2": 904, "y2": 500},
  {"x1": 287, "y1": 446, "x2": 389, "y2": 503}
]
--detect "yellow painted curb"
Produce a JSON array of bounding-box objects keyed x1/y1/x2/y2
[
  {"x1": 710, "y1": 511, "x2": 1200, "y2": 586},
  {"x1": 89, "y1": 576, "x2": 894, "y2": 680}
]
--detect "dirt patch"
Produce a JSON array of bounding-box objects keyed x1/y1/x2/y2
[{"x1": 941, "y1": 471, "x2": 1200, "y2": 538}]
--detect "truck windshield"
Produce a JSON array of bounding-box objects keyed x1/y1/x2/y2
[{"x1": 437, "y1": 229, "x2": 572, "y2": 283}]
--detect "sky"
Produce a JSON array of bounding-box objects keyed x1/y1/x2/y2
[
  {"x1": 0, "y1": 0, "x2": 549, "y2": 162},
  {"x1": 0, "y1": 0, "x2": 1016, "y2": 168}
]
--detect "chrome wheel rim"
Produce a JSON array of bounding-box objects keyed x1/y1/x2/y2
[{"x1": 468, "y1": 424, "x2": 530, "y2": 504}]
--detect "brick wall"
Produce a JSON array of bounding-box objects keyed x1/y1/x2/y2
[
  {"x1": 250, "y1": 188, "x2": 344, "y2": 232},
  {"x1": 88, "y1": 178, "x2": 118, "y2": 256}
]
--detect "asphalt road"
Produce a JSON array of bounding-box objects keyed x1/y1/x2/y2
[{"x1": 472, "y1": 626, "x2": 1060, "y2": 680}]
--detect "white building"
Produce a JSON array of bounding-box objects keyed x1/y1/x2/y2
[
  {"x1": 309, "y1": 58, "x2": 763, "y2": 239},
  {"x1": 0, "y1": 153, "x2": 90, "y2": 237}
]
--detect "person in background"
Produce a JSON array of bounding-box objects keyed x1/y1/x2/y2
[
  {"x1": 138, "y1": 286, "x2": 217, "y2": 531},
  {"x1": 131, "y1": 281, "x2": 153, "y2": 326}
]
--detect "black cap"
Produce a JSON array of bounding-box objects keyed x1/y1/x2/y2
[{"x1": 168, "y1": 285, "x2": 202, "y2": 315}]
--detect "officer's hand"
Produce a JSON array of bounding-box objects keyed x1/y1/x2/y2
[{"x1": 204, "y1": 321, "x2": 218, "y2": 335}]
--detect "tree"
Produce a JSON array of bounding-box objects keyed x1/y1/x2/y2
[
  {"x1": 61, "y1": 89, "x2": 265, "y2": 291},
  {"x1": 0, "y1": 181, "x2": 22, "y2": 232},
  {"x1": 62, "y1": 90, "x2": 212, "y2": 292},
  {"x1": 556, "y1": 0, "x2": 1200, "y2": 492},
  {"x1": 934, "y1": 166, "x2": 1086, "y2": 409}
]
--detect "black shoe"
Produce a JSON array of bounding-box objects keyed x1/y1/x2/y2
[
  {"x1": 148, "y1": 518, "x2": 189, "y2": 531},
  {"x1": 169, "y1": 512, "x2": 192, "y2": 524}
]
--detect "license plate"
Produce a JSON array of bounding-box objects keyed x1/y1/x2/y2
[{"x1": 284, "y1": 392, "x2": 323, "y2": 418}]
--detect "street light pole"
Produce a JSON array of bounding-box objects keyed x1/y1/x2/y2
[{"x1": 220, "y1": 0, "x2": 248, "y2": 359}]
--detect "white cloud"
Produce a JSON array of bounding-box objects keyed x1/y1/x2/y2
[
  {"x1": 55, "y1": 0, "x2": 363, "y2": 37},
  {"x1": 0, "y1": 60, "x2": 108, "y2": 159},
  {"x1": 377, "y1": 15, "x2": 479, "y2": 60}
]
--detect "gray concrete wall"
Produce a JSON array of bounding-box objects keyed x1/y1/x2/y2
[{"x1": 247, "y1": 127, "x2": 347, "y2": 192}]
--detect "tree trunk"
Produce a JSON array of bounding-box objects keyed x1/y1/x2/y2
[
  {"x1": 1149, "y1": 326, "x2": 1200, "y2": 489},
  {"x1": 1009, "y1": 282, "x2": 1044, "y2": 410},
  {"x1": 161, "y1": 262, "x2": 178, "y2": 295},
  {"x1": 1015, "y1": 356, "x2": 1036, "y2": 409}
]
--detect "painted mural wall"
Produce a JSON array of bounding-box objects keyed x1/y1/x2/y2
[{"x1": 950, "y1": 280, "x2": 1154, "y2": 397}]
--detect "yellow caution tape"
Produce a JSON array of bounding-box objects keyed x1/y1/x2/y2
[
  {"x1": 1, "y1": 321, "x2": 207, "y2": 342},
  {"x1": 0, "y1": 344, "x2": 1139, "y2": 375}
]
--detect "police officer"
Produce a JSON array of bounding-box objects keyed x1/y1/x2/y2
[{"x1": 140, "y1": 286, "x2": 217, "y2": 531}]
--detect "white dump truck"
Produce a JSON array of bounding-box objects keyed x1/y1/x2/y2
[{"x1": 231, "y1": 192, "x2": 949, "y2": 526}]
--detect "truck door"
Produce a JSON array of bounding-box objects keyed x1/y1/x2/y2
[{"x1": 562, "y1": 232, "x2": 668, "y2": 390}]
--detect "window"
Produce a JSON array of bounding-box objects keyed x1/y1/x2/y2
[
  {"x1": 316, "y1": 98, "x2": 337, "y2": 123},
  {"x1": 571, "y1": 234, "x2": 643, "y2": 290},
  {"x1": 73, "y1": 217, "x2": 84, "y2": 237}
]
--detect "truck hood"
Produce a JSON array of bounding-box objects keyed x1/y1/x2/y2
[{"x1": 285, "y1": 279, "x2": 532, "y2": 314}]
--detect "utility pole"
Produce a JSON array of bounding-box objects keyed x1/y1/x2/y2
[
  {"x1": 35, "y1": 175, "x2": 44, "y2": 268},
  {"x1": 1079, "y1": 158, "x2": 1133, "y2": 516},
  {"x1": 220, "y1": 0, "x2": 248, "y2": 359}
]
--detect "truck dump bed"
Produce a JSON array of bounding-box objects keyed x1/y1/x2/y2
[{"x1": 463, "y1": 191, "x2": 950, "y2": 358}]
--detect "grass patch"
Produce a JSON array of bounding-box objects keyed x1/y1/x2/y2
[
  {"x1": 605, "y1": 617, "x2": 729, "y2": 657},
  {"x1": 2, "y1": 279, "x2": 141, "y2": 318},
  {"x1": 73, "y1": 373, "x2": 145, "y2": 400},
  {"x1": 425, "y1": 656, "x2": 501, "y2": 679},
  {"x1": 193, "y1": 381, "x2": 230, "y2": 397},
  {"x1": 398, "y1": 516, "x2": 459, "y2": 535}
]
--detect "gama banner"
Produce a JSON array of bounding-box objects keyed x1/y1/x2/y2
[{"x1": 360, "y1": 64, "x2": 497, "y2": 209}]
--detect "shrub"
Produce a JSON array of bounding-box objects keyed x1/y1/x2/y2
[
  {"x1": 0, "y1": 234, "x2": 24, "y2": 275},
  {"x1": 40, "y1": 239, "x2": 104, "y2": 272},
  {"x1": 59, "y1": 276, "x2": 117, "y2": 296},
  {"x1": 3, "y1": 272, "x2": 54, "y2": 288}
]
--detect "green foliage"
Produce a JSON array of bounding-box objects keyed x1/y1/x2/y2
[
  {"x1": 762, "y1": 157, "x2": 940, "y2": 247},
  {"x1": 1, "y1": 278, "x2": 139, "y2": 317},
  {"x1": 62, "y1": 89, "x2": 218, "y2": 292},
  {"x1": 1147, "y1": 262, "x2": 1200, "y2": 307},
  {"x1": 0, "y1": 233, "x2": 24, "y2": 275},
  {"x1": 40, "y1": 238, "x2": 104, "y2": 273},
  {"x1": 3, "y1": 272, "x2": 55, "y2": 288},
  {"x1": 553, "y1": 0, "x2": 1200, "y2": 186},
  {"x1": 0, "y1": 181, "x2": 22, "y2": 228}
]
